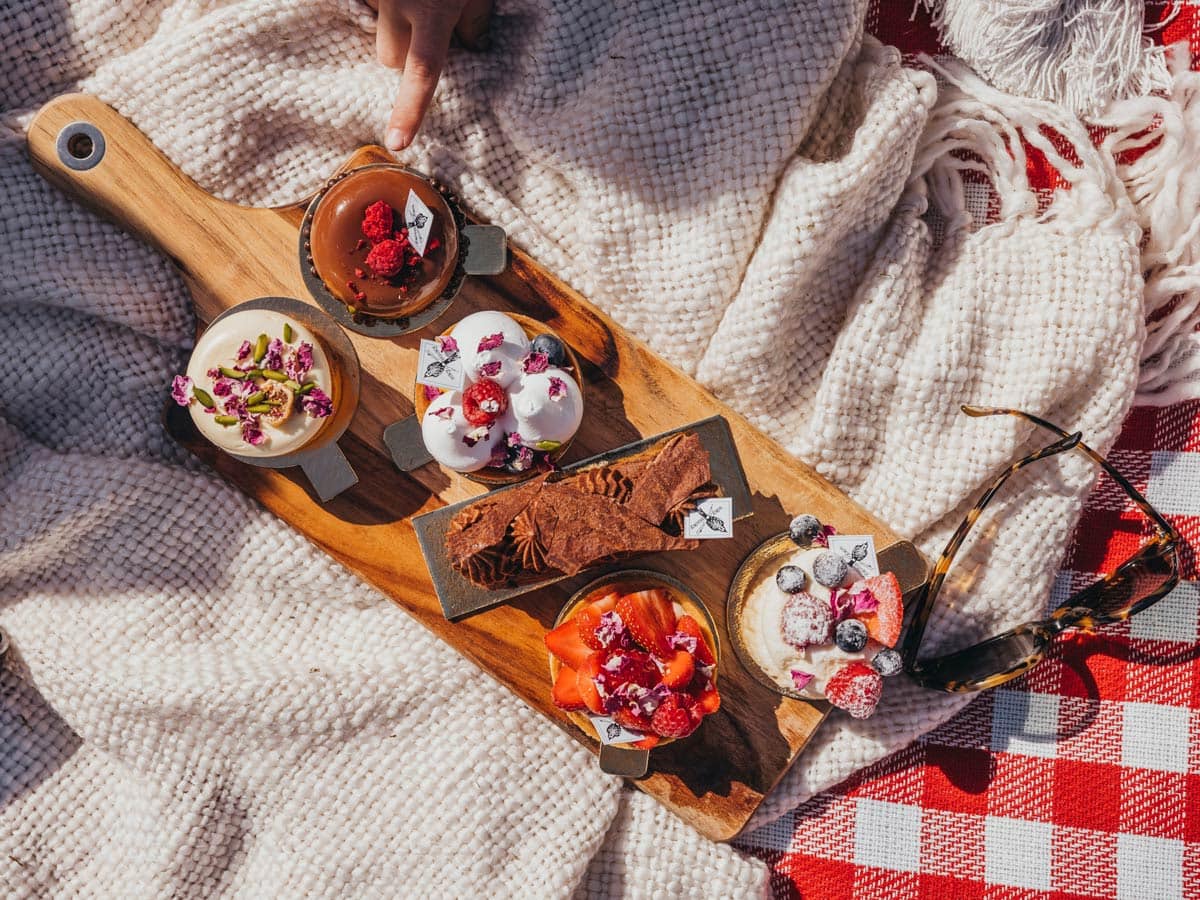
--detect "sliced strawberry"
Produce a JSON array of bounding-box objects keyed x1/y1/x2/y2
[
  {"x1": 676, "y1": 614, "x2": 715, "y2": 666},
  {"x1": 613, "y1": 706, "x2": 653, "y2": 734},
  {"x1": 658, "y1": 649, "x2": 695, "y2": 689},
  {"x1": 632, "y1": 734, "x2": 661, "y2": 751},
  {"x1": 576, "y1": 651, "x2": 606, "y2": 715},
  {"x1": 544, "y1": 618, "x2": 593, "y2": 670},
  {"x1": 576, "y1": 592, "x2": 622, "y2": 650},
  {"x1": 825, "y1": 661, "x2": 883, "y2": 719},
  {"x1": 650, "y1": 692, "x2": 700, "y2": 739},
  {"x1": 601, "y1": 649, "x2": 659, "y2": 691},
  {"x1": 689, "y1": 678, "x2": 721, "y2": 716},
  {"x1": 551, "y1": 665, "x2": 585, "y2": 711},
  {"x1": 856, "y1": 572, "x2": 903, "y2": 648},
  {"x1": 616, "y1": 589, "x2": 677, "y2": 657}
]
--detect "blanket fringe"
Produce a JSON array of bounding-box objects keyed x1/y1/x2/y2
[
  {"x1": 918, "y1": 0, "x2": 1172, "y2": 117},
  {"x1": 1092, "y1": 46, "x2": 1200, "y2": 405}
]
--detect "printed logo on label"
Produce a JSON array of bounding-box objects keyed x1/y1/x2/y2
[
  {"x1": 406, "y1": 189, "x2": 435, "y2": 257},
  {"x1": 683, "y1": 497, "x2": 734, "y2": 540},
  {"x1": 589, "y1": 714, "x2": 646, "y2": 746},
  {"x1": 828, "y1": 534, "x2": 879, "y2": 578},
  {"x1": 416, "y1": 337, "x2": 464, "y2": 391}
]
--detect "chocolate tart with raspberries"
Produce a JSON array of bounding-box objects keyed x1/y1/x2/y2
[{"x1": 301, "y1": 164, "x2": 506, "y2": 336}]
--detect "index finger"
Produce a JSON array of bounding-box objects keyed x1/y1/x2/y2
[{"x1": 385, "y1": 16, "x2": 454, "y2": 151}]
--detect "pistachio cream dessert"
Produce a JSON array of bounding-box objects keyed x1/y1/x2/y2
[{"x1": 172, "y1": 309, "x2": 334, "y2": 457}]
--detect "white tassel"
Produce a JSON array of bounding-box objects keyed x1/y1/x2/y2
[
  {"x1": 1091, "y1": 47, "x2": 1200, "y2": 404},
  {"x1": 920, "y1": 0, "x2": 1172, "y2": 116}
]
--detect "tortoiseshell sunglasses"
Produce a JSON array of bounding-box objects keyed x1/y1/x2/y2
[{"x1": 900, "y1": 406, "x2": 1181, "y2": 693}]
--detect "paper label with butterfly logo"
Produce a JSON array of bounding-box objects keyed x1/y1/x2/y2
[
  {"x1": 827, "y1": 534, "x2": 879, "y2": 578},
  {"x1": 588, "y1": 714, "x2": 647, "y2": 746},
  {"x1": 683, "y1": 497, "x2": 734, "y2": 540},
  {"x1": 405, "y1": 189, "x2": 434, "y2": 257},
  {"x1": 416, "y1": 337, "x2": 464, "y2": 392}
]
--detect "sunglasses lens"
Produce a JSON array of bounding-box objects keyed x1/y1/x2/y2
[
  {"x1": 920, "y1": 626, "x2": 1050, "y2": 691},
  {"x1": 1085, "y1": 549, "x2": 1177, "y2": 621}
]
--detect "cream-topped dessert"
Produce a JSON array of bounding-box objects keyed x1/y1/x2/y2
[
  {"x1": 735, "y1": 514, "x2": 904, "y2": 718},
  {"x1": 418, "y1": 310, "x2": 584, "y2": 477},
  {"x1": 173, "y1": 309, "x2": 335, "y2": 457}
]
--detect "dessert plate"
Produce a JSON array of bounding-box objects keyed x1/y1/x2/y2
[
  {"x1": 412, "y1": 416, "x2": 753, "y2": 619},
  {"x1": 28, "y1": 93, "x2": 929, "y2": 842}
]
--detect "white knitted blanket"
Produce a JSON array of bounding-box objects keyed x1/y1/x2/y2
[{"x1": 1, "y1": 0, "x2": 1193, "y2": 896}]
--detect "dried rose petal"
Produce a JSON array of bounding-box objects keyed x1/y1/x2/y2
[
  {"x1": 241, "y1": 416, "x2": 265, "y2": 446},
  {"x1": 171, "y1": 375, "x2": 194, "y2": 407},
  {"x1": 300, "y1": 387, "x2": 333, "y2": 419},
  {"x1": 510, "y1": 445, "x2": 534, "y2": 471},
  {"x1": 462, "y1": 425, "x2": 489, "y2": 447},
  {"x1": 791, "y1": 670, "x2": 814, "y2": 691},
  {"x1": 206, "y1": 367, "x2": 220, "y2": 380},
  {"x1": 436, "y1": 335, "x2": 459, "y2": 354},
  {"x1": 667, "y1": 631, "x2": 698, "y2": 653},
  {"x1": 223, "y1": 395, "x2": 248, "y2": 419},
  {"x1": 476, "y1": 332, "x2": 505, "y2": 352},
  {"x1": 286, "y1": 342, "x2": 314, "y2": 381},
  {"x1": 263, "y1": 338, "x2": 284, "y2": 371},
  {"x1": 211, "y1": 378, "x2": 234, "y2": 398},
  {"x1": 431, "y1": 406, "x2": 454, "y2": 420},
  {"x1": 849, "y1": 587, "x2": 879, "y2": 615},
  {"x1": 423, "y1": 384, "x2": 442, "y2": 401},
  {"x1": 232, "y1": 378, "x2": 255, "y2": 396},
  {"x1": 506, "y1": 431, "x2": 525, "y2": 448},
  {"x1": 479, "y1": 360, "x2": 502, "y2": 378},
  {"x1": 547, "y1": 376, "x2": 567, "y2": 400},
  {"x1": 813, "y1": 524, "x2": 837, "y2": 548},
  {"x1": 522, "y1": 351, "x2": 549, "y2": 374},
  {"x1": 236, "y1": 340, "x2": 253, "y2": 361},
  {"x1": 595, "y1": 611, "x2": 628, "y2": 648},
  {"x1": 637, "y1": 683, "x2": 670, "y2": 716},
  {"x1": 829, "y1": 590, "x2": 855, "y2": 623}
]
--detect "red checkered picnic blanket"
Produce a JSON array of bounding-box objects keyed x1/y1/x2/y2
[{"x1": 732, "y1": 4, "x2": 1200, "y2": 898}]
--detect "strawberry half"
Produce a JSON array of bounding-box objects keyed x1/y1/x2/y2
[
  {"x1": 613, "y1": 706, "x2": 653, "y2": 734},
  {"x1": 658, "y1": 649, "x2": 695, "y2": 689},
  {"x1": 676, "y1": 614, "x2": 715, "y2": 666},
  {"x1": 650, "y1": 692, "x2": 700, "y2": 739},
  {"x1": 576, "y1": 651, "x2": 606, "y2": 715},
  {"x1": 856, "y1": 572, "x2": 903, "y2": 648},
  {"x1": 688, "y1": 677, "x2": 721, "y2": 716},
  {"x1": 545, "y1": 617, "x2": 594, "y2": 670},
  {"x1": 576, "y1": 592, "x2": 622, "y2": 650},
  {"x1": 551, "y1": 665, "x2": 585, "y2": 711},
  {"x1": 825, "y1": 661, "x2": 883, "y2": 719},
  {"x1": 616, "y1": 589, "x2": 677, "y2": 657}
]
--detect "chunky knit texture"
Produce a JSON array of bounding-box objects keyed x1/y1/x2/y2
[{"x1": 0, "y1": 0, "x2": 1172, "y2": 895}]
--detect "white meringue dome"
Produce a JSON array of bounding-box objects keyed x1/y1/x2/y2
[
  {"x1": 450, "y1": 311, "x2": 530, "y2": 389},
  {"x1": 506, "y1": 368, "x2": 584, "y2": 445},
  {"x1": 420, "y1": 393, "x2": 501, "y2": 472}
]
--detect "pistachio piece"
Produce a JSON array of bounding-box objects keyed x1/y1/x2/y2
[
  {"x1": 260, "y1": 369, "x2": 287, "y2": 381},
  {"x1": 244, "y1": 391, "x2": 267, "y2": 406},
  {"x1": 218, "y1": 366, "x2": 247, "y2": 380},
  {"x1": 214, "y1": 415, "x2": 238, "y2": 426},
  {"x1": 284, "y1": 379, "x2": 301, "y2": 392},
  {"x1": 534, "y1": 440, "x2": 562, "y2": 452},
  {"x1": 296, "y1": 381, "x2": 316, "y2": 396},
  {"x1": 283, "y1": 323, "x2": 294, "y2": 343},
  {"x1": 192, "y1": 387, "x2": 216, "y2": 409},
  {"x1": 246, "y1": 403, "x2": 272, "y2": 414},
  {"x1": 253, "y1": 333, "x2": 269, "y2": 363}
]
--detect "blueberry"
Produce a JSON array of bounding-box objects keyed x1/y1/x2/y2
[
  {"x1": 812, "y1": 551, "x2": 849, "y2": 588},
  {"x1": 775, "y1": 565, "x2": 807, "y2": 594},
  {"x1": 788, "y1": 514, "x2": 823, "y2": 546},
  {"x1": 835, "y1": 618, "x2": 868, "y2": 653},
  {"x1": 872, "y1": 648, "x2": 903, "y2": 677},
  {"x1": 531, "y1": 333, "x2": 567, "y2": 367}
]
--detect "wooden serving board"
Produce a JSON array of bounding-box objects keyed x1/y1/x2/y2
[{"x1": 27, "y1": 93, "x2": 929, "y2": 841}]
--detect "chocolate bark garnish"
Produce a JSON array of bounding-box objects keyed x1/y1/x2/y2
[
  {"x1": 445, "y1": 474, "x2": 548, "y2": 561},
  {"x1": 623, "y1": 432, "x2": 712, "y2": 525},
  {"x1": 509, "y1": 508, "x2": 547, "y2": 572},
  {"x1": 663, "y1": 481, "x2": 721, "y2": 536},
  {"x1": 575, "y1": 466, "x2": 635, "y2": 504}
]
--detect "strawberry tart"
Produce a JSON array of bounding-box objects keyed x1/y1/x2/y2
[
  {"x1": 545, "y1": 575, "x2": 720, "y2": 750},
  {"x1": 731, "y1": 514, "x2": 904, "y2": 719}
]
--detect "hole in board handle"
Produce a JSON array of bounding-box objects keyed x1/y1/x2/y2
[{"x1": 55, "y1": 122, "x2": 106, "y2": 171}]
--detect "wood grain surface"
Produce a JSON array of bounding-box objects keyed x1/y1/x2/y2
[{"x1": 27, "y1": 93, "x2": 929, "y2": 841}]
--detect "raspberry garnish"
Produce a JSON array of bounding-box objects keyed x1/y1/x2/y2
[
  {"x1": 462, "y1": 379, "x2": 509, "y2": 426},
  {"x1": 361, "y1": 200, "x2": 394, "y2": 242},
  {"x1": 365, "y1": 239, "x2": 406, "y2": 277}
]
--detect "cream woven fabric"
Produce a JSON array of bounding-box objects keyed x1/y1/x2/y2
[{"x1": 0, "y1": 0, "x2": 1176, "y2": 895}]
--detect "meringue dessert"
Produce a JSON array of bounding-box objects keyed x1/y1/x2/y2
[
  {"x1": 308, "y1": 166, "x2": 462, "y2": 319},
  {"x1": 172, "y1": 309, "x2": 335, "y2": 457},
  {"x1": 419, "y1": 310, "x2": 584, "y2": 477},
  {"x1": 733, "y1": 514, "x2": 904, "y2": 719},
  {"x1": 545, "y1": 575, "x2": 721, "y2": 751}
]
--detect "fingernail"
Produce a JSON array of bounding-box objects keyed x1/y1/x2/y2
[{"x1": 385, "y1": 128, "x2": 408, "y2": 151}]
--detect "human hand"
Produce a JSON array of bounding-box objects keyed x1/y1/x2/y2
[{"x1": 365, "y1": 0, "x2": 493, "y2": 152}]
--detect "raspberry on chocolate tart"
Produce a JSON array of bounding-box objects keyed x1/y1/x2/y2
[{"x1": 309, "y1": 167, "x2": 461, "y2": 319}]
